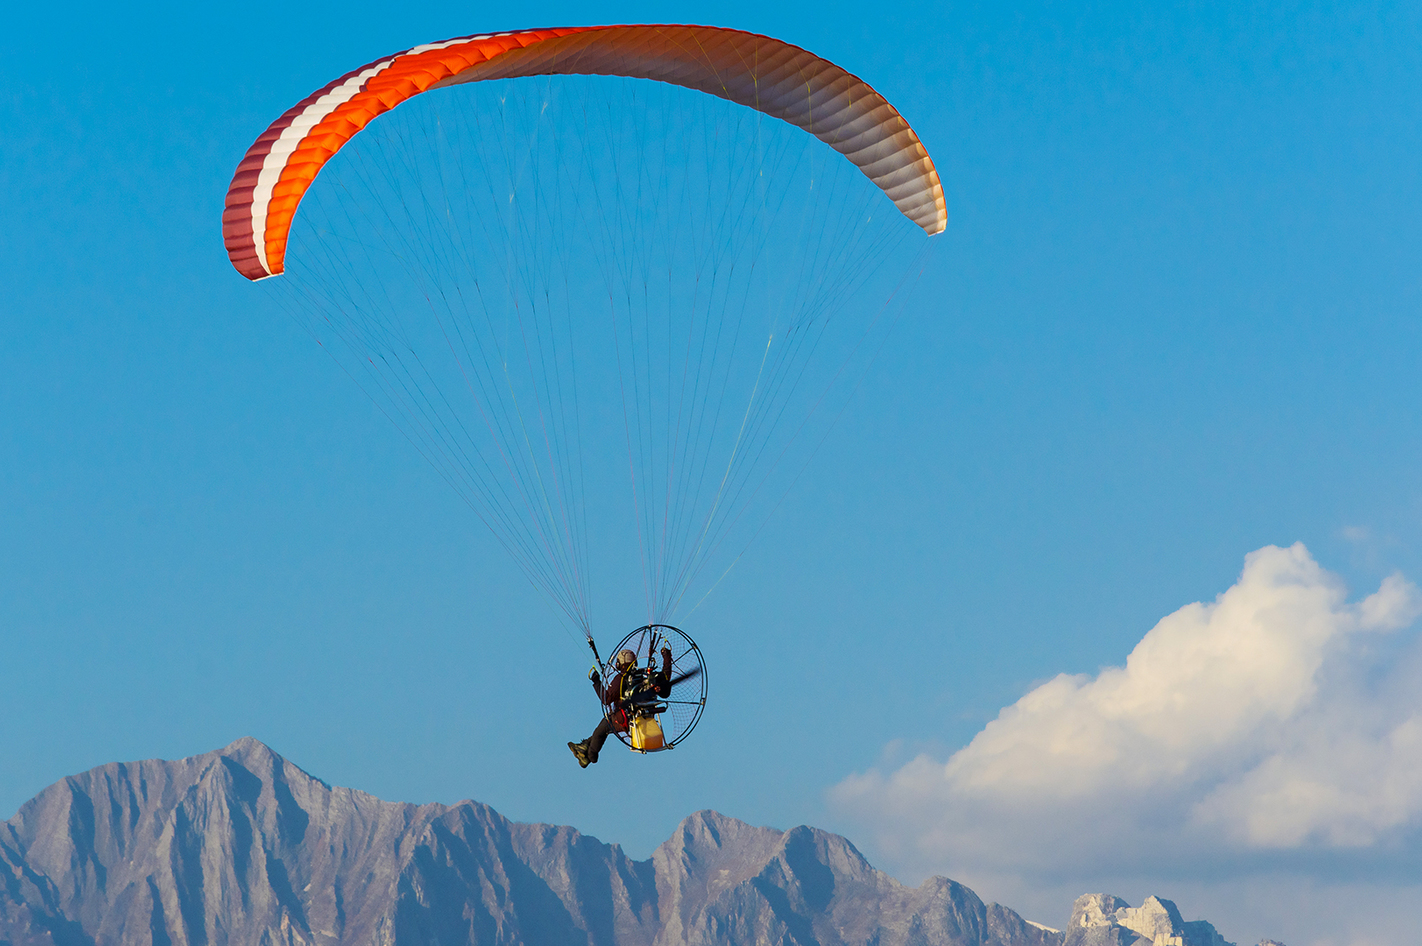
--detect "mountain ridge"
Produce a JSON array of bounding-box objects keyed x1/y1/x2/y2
[{"x1": 1, "y1": 739, "x2": 1242, "y2": 946}]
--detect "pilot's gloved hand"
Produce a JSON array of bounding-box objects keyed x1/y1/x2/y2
[{"x1": 660, "y1": 646, "x2": 673, "y2": 668}]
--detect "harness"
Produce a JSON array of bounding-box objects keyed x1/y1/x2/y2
[{"x1": 607, "y1": 666, "x2": 668, "y2": 749}]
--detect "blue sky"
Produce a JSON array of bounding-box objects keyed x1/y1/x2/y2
[{"x1": 4, "y1": 2, "x2": 1422, "y2": 943}]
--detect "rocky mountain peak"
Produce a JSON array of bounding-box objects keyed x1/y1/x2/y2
[
  {"x1": 1066, "y1": 894, "x2": 1234, "y2": 946},
  {"x1": 0, "y1": 741, "x2": 1261, "y2": 946},
  {"x1": 1069, "y1": 895, "x2": 1132, "y2": 929}
]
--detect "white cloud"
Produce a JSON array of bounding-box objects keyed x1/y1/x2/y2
[{"x1": 829, "y1": 544, "x2": 1422, "y2": 941}]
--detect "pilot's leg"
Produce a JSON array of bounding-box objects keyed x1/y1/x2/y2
[{"x1": 586, "y1": 716, "x2": 613, "y2": 763}]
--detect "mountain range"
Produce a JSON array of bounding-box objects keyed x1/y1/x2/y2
[{"x1": 0, "y1": 739, "x2": 1258, "y2": 946}]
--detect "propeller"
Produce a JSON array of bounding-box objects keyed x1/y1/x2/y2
[{"x1": 668, "y1": 667, "x2": 702, "y2": 687}]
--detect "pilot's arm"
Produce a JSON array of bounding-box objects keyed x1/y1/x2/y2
[{"x1": 653, "y1": 648, "x2": 673, "y2": 697}]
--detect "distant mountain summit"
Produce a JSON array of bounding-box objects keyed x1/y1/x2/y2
[
  {"x1": 0, "y1": 739, "x2": 1234, "y2": 946},
  {"x1": 1064, "y1": 894, "x2": 1233, "y2": 946}
]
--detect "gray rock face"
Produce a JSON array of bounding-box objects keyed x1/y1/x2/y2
[
  {"x1": 1064, "y1": 894, "x2": 1234, "y2": 946},
  {"x1": 0, "y1": 739, "x2": 1060, "y2": 946}
]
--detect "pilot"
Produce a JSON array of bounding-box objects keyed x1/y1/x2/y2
[{"x1": 569, "y1": 645, "x2": 672, "y2": 767}]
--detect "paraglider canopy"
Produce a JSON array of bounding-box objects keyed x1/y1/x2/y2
[{"x1": 224, "y1": 24, "x2": 945, "y2": 281}]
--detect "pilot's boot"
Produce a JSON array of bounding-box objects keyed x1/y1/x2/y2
[{"x1": 568, "y1": 740, "x2": 591, "y2": 768}]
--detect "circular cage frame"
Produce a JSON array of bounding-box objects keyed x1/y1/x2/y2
[{"x1": 601, "y1": 624, "x2": 707, "y2": 752}]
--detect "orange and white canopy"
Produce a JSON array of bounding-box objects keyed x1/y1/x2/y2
[{"x1": 223, "y1": 24, "x2": 946, "y2": 281}]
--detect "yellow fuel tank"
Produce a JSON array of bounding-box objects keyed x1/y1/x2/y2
[{"x1": 630, "y1": 716, "x2": 665, "y2": 752}]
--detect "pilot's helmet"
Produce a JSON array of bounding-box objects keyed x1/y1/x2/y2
[{"x1": 615, "y1": 649, "x2": 637, "y2": 669}]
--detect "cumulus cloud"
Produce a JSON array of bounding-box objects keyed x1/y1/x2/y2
[{"x1": 830, "y1": 543, "x2": 1422, "y2": 886}]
